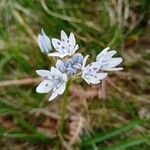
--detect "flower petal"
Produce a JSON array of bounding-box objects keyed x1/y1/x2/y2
[
  {"x1": 82, "y1": 55, "x2": 89, "y2": 70},
  {"x1": 69, "y1": 32, "x2": 75, "y2": 53},
  {"x1": 37, "y1": 29, "x2": 51, "y2": 54},
  {"x1": 102, "y1": 67, "x2": 123, "y2": 71},
  {"x1": 82, "y1": 75, "x2": 101, "y2": 84},
  {"x1": 96, "y1": 47, "x2": 110, "y2": 61},
  {"x1": 67, "y1": 67, "x2": 77, "y2": 75},
  {"x1": 51, "y1": 67, "x2": 62, "y2": 77},
  {"x1": 72, "y1": 53, "x2": 83, "y2": 63},
  {"x1": 49, "y1": 90, "x2": 59, "y2": 101},
  {"x1": 102, "y1": 58, "x2": 122, "y2": 69},
  {"x1": 57, "y1": 82, "x2": 66, "y2": 95},
  {"x1": 62, "y1": 74, "x2": 68, "y2": 82},
  {"x1": 36, "y1": 70, "x2": 52, "y2": 78},
  {"x1": 52, "y1": 38, "x2": 65, "y2": 53},
  {"x1": 72, "y1": 64, "x2": 82, "y2": 69},
  {"x1": 48, "y1": 52, "x2": 67, "y2": 58},
  {"x1": 56, "y1": 60, "x2": 66, "y2": 72},
  {"x1": 103, "y1": 50, "x2": 117, "y2": 60},
  {"x1": 95, "y1": 72, "x2": 108, "y2": 80},
  {"x1": 36, "y1": 80, "x2": 53, "y2": 93},
  {"x1": 72, "y1": 44, "x2": 79, "y2": 54},
  {"x1": 61, "y1": 30, "x2": 68, "y2": 43}
]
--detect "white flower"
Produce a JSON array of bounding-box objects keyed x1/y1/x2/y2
[
  {"x1": 48, "y1": 30, "x2": 79, "y2": 58},
  {"x1": 36, "y1": 67, "x2": 67, "y2": 101},
  {"x1": 81, "y1": 47, "x2": 123, "y2": 84},
  {"x1": 36, "y1": 29, "x2": 123, "y2": 101},
  {"x1": 82, "y1": 62, "x2": 108, "y2": 84},
  {"x1": 96, "y1": 47, "x2": 123, "y2": 71},
  {"x1": 37, "y1": 29, "x2": 52, "y2": 54}
]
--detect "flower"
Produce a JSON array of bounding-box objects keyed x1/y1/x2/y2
[
  {"x1": 48, "y1": 30, "x2": 79, "y2": 58},
  {"x1": 82, "y1": 62, "x2": 108, "y2": 84},
  {"x1": 36, "y1": 67, "x2": 67, "y2": 101},
  {"x1": 36, "y1": 46, "x2": 122, "y2": 90},
  {"x1": 36, "y1": 29, "x2": 123, "y2": 101},
  {"x1": 38, "y1": 29, "x2": 52, "y2": 54},
  {"x1": 96, "y1": 47, "x2": 123, "y2": 71},
  {"x1": 82, "y1": 47, "x2": 123, "y2": 84},
  {"x1": 56, "y1": 53, "x2": 88, "y2": 75}
]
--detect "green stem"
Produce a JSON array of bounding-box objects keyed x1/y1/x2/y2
[{"x1": 60, "y1": 78, "x2": 71, "y2": 135}]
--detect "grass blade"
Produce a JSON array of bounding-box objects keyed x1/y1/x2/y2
[
  {"x1": 102, "y1": 135, "x2": 150, "y2": 150},
  {"x1": 82, "y1": 119, "x2": 145, "y2": 146},
  {"x1": 13, "y1": 113, "x2": 37, "y2": 133},
  {"x1": 0, "y1": 129, "x2": 52, "y2": 144}
]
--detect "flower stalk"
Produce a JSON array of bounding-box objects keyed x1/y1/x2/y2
[
  {"x1": 35, "y1": 30, "x2": 123, "y2": 139},
  {"x1": 60, "y1": 77, "x2": 71, "y2": 135},
  {"x1": 101, "y1": 80, "x2": 106, "y2": 99}
]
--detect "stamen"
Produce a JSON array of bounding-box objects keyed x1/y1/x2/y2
[{"x1": 57, "y1": 42, "x2": 61, "y2": 45}]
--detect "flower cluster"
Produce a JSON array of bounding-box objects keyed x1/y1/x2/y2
[{"x1": 36, "y1": 30, "x2": 123, "y2": 101}]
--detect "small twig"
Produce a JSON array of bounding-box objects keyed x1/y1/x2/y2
[
  {"x1": 112, "y1": 113, "x2": 146, "y2": 133},
  {"x1": 30, "y1": 108, "x2": 61, "y2": 120},
  {"x1": 14, "y1": 2, "x2": 38, "y2": 21},
  {"x1": 57, "y1": 131, "x2": 73, "y2": 150},
  {"x1": 12, "y1": 9, "x2": 37, "y2": 43},
  {"x1": 40, "y1": 0, "x2": 81, "y2": 23},
  {"x1": 69, "y1": 116, "x2": 84, "y2": 146},
  {"x1": 117, "y1": 0, "x2": 123, "y2": 29},
  {"x1": 0, "y1": 77, "x2": 42, "y2": 87},
  {"x1": 40, "y1": 0, "x2": 102, "y2": 32},
  {"x1": 107, "y1": 78, "x2": 150, "y2": 104}
]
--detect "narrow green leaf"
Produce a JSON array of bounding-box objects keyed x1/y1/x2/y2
[
  {"x1": 102, "y1": 135, "x2": 150, "y2": 150},
  {"x1": 13, "y1": 114, "x2": 37, "y2": 133},
  {"x1": 0, "y1": 108, "x2": 36, "y2": 133},
  {"x1": 0, "y1": 129, "x2": 52, "y2": 144},
  {"x1": 82, "y1": 119, "x2": 145, "y2": 146}
]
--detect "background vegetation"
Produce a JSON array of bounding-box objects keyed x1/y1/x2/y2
[{"x1": 0, "y1": 0, "x2": 150, "y2": 149}]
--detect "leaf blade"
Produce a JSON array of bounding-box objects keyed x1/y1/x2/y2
[
  {"x1": 82, "y1": 119, "x2": 145, "y2": 146},
  {"x1": 102, "y1": 135, "x2": 150, "y2": 150}
]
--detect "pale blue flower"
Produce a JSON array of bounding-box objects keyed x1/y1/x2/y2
[
  {"x1": 36, "y1": 67, "x2": 67, "y2": 101},
  {"x1": 38, "y1": 29, "x2": 52, "y2": 54},
  {"x1": 56, "y1": 53, "x2": 87, "y2": 75},
  {"x1": 55, "y1": 59, "x2": 66, "y2": 73},
  {"x1": 48, "y1": 30, "x2": 79, "y2": 58},
  {"x1": 82, "y1": 62, "x2": 108, "y2": 84},
  {"x1": 96, "y1": 47, "x2": 123, "y2": 71},
  {"x1": 82, "y1": 47, "x2": 122, "y2": 84},
  {"x1": 36, "y1": 29, "x2": 123, "y2": 101}
]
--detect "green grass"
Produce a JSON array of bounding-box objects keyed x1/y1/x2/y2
[
  {"x1": 0, "y1": 0, "x2": 150, "y2": 149},
  {"x1": 102, "y1": 135, "x2": 150, "y2": 150},
  {"x1": 81, "y1": 119, "x2": 145, "y2": 147},
  {"x1": 0, "y1": 128, "x2": 52, "y2": 144}
]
